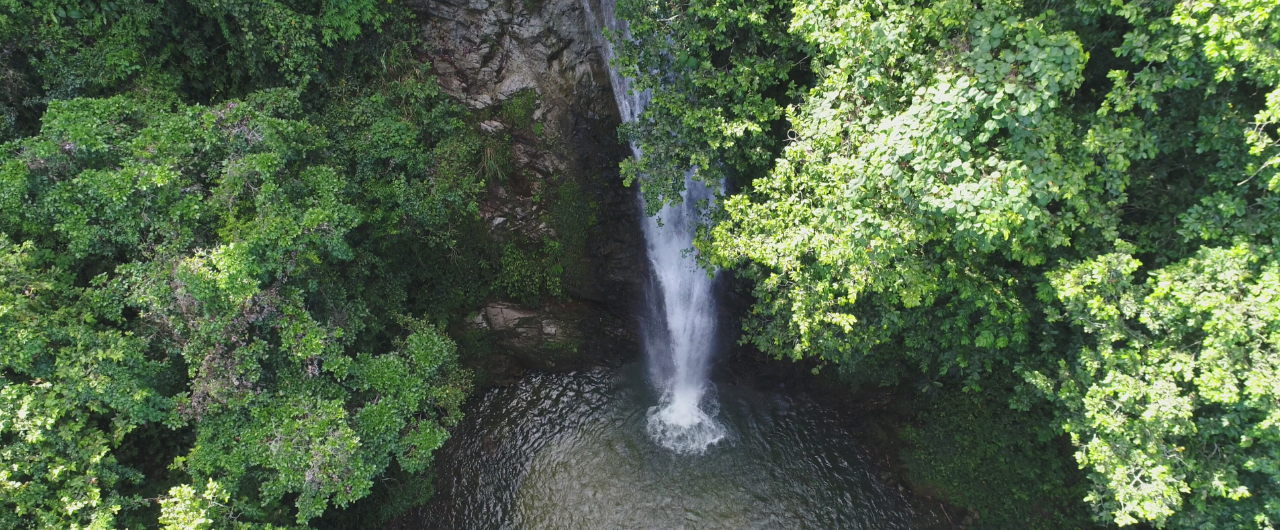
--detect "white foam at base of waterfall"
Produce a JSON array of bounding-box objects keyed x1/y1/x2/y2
[
  {"x1": 583, "y1": 0, "x2": 725, "y2": 454},
  {"x1": 646, "y1": 381, "x2": 726, "y2": 454}
]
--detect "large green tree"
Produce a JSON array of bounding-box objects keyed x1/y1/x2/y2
[
  {"x1": 0, "y1": 0, "x2": 505, "y2": 525},
  {"x1": 0, "y1": 0, "x2": 390, "y2": 141},
  {"x1": 615, "y1": 0, "x2": 1280, "y2": 526},
  {"x1": 0, "y1": 83, "x2": 480, "y2": 528}
]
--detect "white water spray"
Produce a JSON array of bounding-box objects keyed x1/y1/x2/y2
[{"x1": 583, "y1": 0, "x2": 725, "y2": 454}]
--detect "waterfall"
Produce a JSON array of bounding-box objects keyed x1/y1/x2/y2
[
  {"x1": 639, "y1": 177, "x2": 726, "y2": 454},
  {"x1": 583, "y1": 0, "x2": 726, "y2": 454}
]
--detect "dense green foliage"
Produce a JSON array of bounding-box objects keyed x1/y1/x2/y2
[
  {"x1": 899, "y1": 382, "x2": 1092, "y2": 529},
  {"x1": 615, "y1": 0, "x2": 1280, "y2": 527},
  {"x1": 611, "y1": 0, "x2": 808, "y2": 212},
  {"x1": 4, "y1": 0, "x2": 1277, "y2": 525},
  {"x1": 0, "y1": 1, "x2": 518, "y2": 527},
  {"x1": 0, "y1": 0, "x2": 392, "y2": 141}
]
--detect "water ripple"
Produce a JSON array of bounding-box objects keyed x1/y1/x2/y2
[{"x1": 417, "y1": 365, "x2": 944, "y2": 530}]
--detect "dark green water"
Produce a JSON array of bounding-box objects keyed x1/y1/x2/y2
[{"x1": 417, "y1": 364, "x2": 945, "y2": 529}]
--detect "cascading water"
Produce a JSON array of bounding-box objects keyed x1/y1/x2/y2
[
  {"x1": 640, "y1": 176, "x2": 726, "y2": 453},
  {"x1": 583, "y1": 0, "x2": 725, "y2": 454}
]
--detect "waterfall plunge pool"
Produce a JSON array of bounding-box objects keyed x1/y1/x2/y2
[{"x1": 412, "y1": 363, "x2": 947, "y2": 530}]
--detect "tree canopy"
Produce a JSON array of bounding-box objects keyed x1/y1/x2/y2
[
  {"x1": 615, "y1": 0, "x2": 1280, "y2": 526},
  {"x1": 0, "y1": 1, "x2": 501, "y2": 527}
]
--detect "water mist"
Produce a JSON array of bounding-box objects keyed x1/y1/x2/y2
[{"x1": 584, "y1": 0, "x2": 725, "y2": 454}]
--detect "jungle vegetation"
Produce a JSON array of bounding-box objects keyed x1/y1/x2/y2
[
  {"x1": 611, "y1": 0, "x2": 1280, "y2": 528},
  {"x1": 2, "y1": 0, "x2": 1278, "y2": 528},
  {"x1": 0, "y1": 1, "x2": 511, "y2": 527}
]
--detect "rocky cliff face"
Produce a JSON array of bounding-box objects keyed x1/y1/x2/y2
[{"x1": 406, "y1": 0, "x2": 646, "y2": 381}]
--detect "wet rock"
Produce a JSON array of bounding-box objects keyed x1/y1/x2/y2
[
  {"x1": 482, "y1": 303, "x2": 539, "y2": 331},
  {"x1": 470, "y1": 300, "x2": 634, "y2": 372},
  {"x1": 409, "y1": 0, "x2": 613, "y2": 111},
  {"x1": 412, "y1": 0, "x2": 647, "y2": 369}
]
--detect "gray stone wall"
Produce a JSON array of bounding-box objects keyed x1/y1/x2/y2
[{"x1": 408, "y1": 0, "x2": 648, "y2": 379}]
